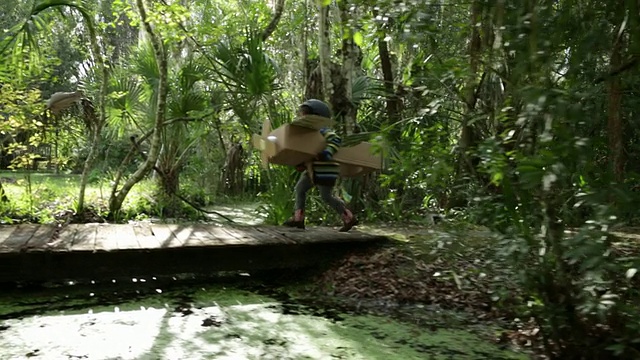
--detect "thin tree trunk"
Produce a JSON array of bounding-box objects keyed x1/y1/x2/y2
[
  {"x1": 159, "y1": 168, "x2": 180, "y2": 216},
  {"x1": 54, "y1": 116, "x2": 59, "y2": 174},
  {"x1": 262, "y1": 0, "x2": 286, "y2": 42},
  {"x1": 374, "y1": 9, "x2": 400, "y2": 126},
  {"x1": 301, "y1": 0, "x2": 308, "y2": 99},
  {"x1": 458, "y1": 0, "x2": 482, "y2": 175},
  {"x1": 317, "y1": 0, "x2": 332, "y2": 105},
  {"x1": 0, "y1": 181, "x2": 8, "y2": 202},
  {"x1": 214, "y1": 117, "x2": 227, "y2": 155},
  {"x1": 76, "y1": 22, "x2": 109, "y2": 213},
  {"x1": 108, "y1": 0, "x2": 168, "y2": 217},
  {"x1": 337, "y1": 0, "x2": 356, "y2": 134},
  {"x1": 608, "y1": 15, "x2": 626, "y2": 183}
]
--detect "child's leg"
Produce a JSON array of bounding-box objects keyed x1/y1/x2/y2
[
  {"x1": 317, "y1": 185, "x2": 358, "y2": 232},
  {"x1": 294, "y1": 172, "x2": 313, "y2": 211},
  {"x1": 284, "y1": 172, "x2": 313, "y2": 229},
  {"x1": 316, "y1": 184, "x2": 346, "y2": 214}
]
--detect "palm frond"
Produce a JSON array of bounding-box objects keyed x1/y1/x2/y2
[
  {"x1": 352, "y1": 76, "x2": 387, "y2": 106},
  {"x1": 131, "y1": 40, "x2": 160, "y2": 85},
  {"x1": 165, "y1": 59, "x2": 209, "y2": 118},
  {"x1": 107, "y1": 69, "x2": 149, "y2": 130},
  {"x1": 177, "y1": 59, "x2": 206, "y2": 90},
  {"x1": 209, "y1": 29, "x2": 278, "y2": 99},
  {"x1": 211, "y1": 41, "x2": 244, "y2": 85},
  {"x1": 341, "y1": 132, "x2": 379, "y2": 147},
  {"x1": 0, "y1": 0, "x2": 98, "y2": 79}
]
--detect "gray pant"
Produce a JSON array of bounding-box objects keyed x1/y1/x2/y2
[{"x1": 295, "y1": 172, "x2": 346, "y2": 215}]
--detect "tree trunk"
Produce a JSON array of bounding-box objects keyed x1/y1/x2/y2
[
  {"x1": 301, "y1": 0, "x2": 309, "y2": 99},
  {"x1": 159, "y1": 168, "x2": 181, "y2": 217},
  {"x1": 222, "y1": 143, "x2": 244, "y2": 195},
  {"x1": 156, "y1": 141, "x2": 179, "y2": 213},
  {"x1": 337, "y1": 0, "x2": 356, "y2": 134},
  {"x1": 374, "y1": 9, "x2": 400, "y2": 126},
  {"x1": 458, "y1": 0, "x2": 483, "y2": 174},
  {"x1": 108, "y1": 0, "x2": 168, "y2": 217},
  {"x1": 608, "y1": 12, "x2": 626, "y2": 183},
  {"x1": 76, "y1": 17, "x2": 109, "y2": 214},
  {"x1": 0, "y1": 181, "x2": 8, "y2": 202},
  {"x1": 262, "y1": 0, "x2": 285, "y2": 42},
  {"x1": 317, "y1": 0, "x2": 333, "y2": 105}
]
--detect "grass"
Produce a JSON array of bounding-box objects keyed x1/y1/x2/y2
[
  {"x1": 0, "y1": 171, "x2": 160, "y2": 223},
  {"x1": 0, "y1": 171, "x2": 269, "y2": 224}
]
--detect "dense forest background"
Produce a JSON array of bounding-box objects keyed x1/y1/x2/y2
[{"x1": 1, "y1": 0, "x2": 640, "y2": 358}]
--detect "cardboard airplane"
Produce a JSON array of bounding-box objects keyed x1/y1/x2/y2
[{"x1": 252, "y1": 115, "x2": 382, "y2": 177}]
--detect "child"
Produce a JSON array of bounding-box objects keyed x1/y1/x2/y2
[{"x1": 283, "y1": 99, "x2": 358, "y2": 232}]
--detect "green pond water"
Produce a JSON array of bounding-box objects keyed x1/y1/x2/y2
[{"x1": 0, "y1": 275, "x2": 530, "y2": 360}]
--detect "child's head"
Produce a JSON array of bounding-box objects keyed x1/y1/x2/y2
[
  {"x1": 299, "y1": 99, "x2": 331, "y2": 119},
  {"x1": 298, "y1": 105, "x2": 312, "y2": 117}
]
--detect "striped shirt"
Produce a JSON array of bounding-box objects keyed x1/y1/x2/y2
[{"x1": 312, "y1": 128, "x2": 341, "y2": 186}]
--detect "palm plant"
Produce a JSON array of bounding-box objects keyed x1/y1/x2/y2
[
  {"x1": 205, "y1": 28, "x2": 280, "y2": 134},
  {"x1": 107, "y1": 41, "x2": 212, "y2": 216},
  {"x1": 157, "y1": 59, "x2": 210, "y2": 215},
  {"x1": 107, "y1": 0, "x2": 169, "y2": 218}
]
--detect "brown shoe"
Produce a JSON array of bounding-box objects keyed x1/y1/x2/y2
[
  {"x1": 339, "y1": 209, "x2": 358, "y2": 232},
  {"x1": 283, "y1": 209, "x2": 305, "y2": 229}
]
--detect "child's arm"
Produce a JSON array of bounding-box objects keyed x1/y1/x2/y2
[{"x1": 317, "y1": 128, "x2": 341, "y2": 160}]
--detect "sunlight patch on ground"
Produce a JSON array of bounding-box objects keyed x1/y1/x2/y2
[{"x1": 205, "y1": 204, "x2": 266, "y2": 226}]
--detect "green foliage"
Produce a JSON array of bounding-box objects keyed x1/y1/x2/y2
[
  {"x1": 256, "y1": 166, "x2": 297, "y2": 225},
  {"x1": 0, "y1": 0, "x2": 99, "y2": 80},
  {"x1": 0, "y1": 172, "x2": 179, "y2": 223}
]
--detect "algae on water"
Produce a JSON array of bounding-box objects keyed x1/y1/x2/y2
[{"x1": 0, "y1": 281, "x2": 529, "y2": 360}]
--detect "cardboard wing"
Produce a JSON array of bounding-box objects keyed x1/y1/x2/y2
[{"x1": 251, "y1": 118, "x2": 276, "y2": 169}]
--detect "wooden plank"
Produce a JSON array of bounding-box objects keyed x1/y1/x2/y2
[
  {"x1": 205, "y1": 226, "x2": 249, "y2": 245},
  {"x1": 304, "y1": 226, "x2": 343, "y2": 240},
  {"x1": 260, "y1": 225, "x2": 311, "y2": 244},
  {"x1": 46, "y1": 224, "x2": 77, "y2": 251},
  {"x1": 0, "y1": 224, "x2": 38, "y2": 252},
  {"x1": 0, "y1": 225, "x2": 18, "y2": 247},
  {"x1": 273, "y1": 225, "x2": 351, "y2": 244},
  {"x1": 22, "y1": 225, "x2": 58, "y2": 251},
  {"x1": 171, "y1": 224, "x2": 208, "y2": 247},
  {"x1": 93, "y1": 224, "x2": 123, "y2": 251},
  {"x1": 115, "y1": 224, "x2": 139, "y2": 250},
  {"x1": 182, "y1": 224, "x2": 225, "y2": 247},
  {"x1": 70, "y1": 223, "x2": 98, "y2": 251},
  {"x1": 132, "y1": 222, "x2": 161, "y2": 250},
  {"x1": 252, "y1": 226, "x2": 297, "y2": 244},
  {"x1": 165, "y1": 224, "x2": 195, "y2": 247},
  {"x1": 150, "y1": 224, "x2": 183, "y2": 248},
  {"x1": 186, "y1": 224, "x2": 221, "y2": 246},
  {"x1": 226, "y1": 226, "x2": 285, "y2": 245},
  {"x1": 316, "y1": 226, "x2": 366, "y2": 242},
  {"x1": 215, "y1": 226, "x2": 260, "y2": 245},
  {"x1": 277, "y1": 227, "x2": 310, "y2": 244}
]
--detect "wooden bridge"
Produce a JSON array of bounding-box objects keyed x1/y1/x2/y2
[{"x1": 0, "y1": 223, "x2": 388, "y2": 283}]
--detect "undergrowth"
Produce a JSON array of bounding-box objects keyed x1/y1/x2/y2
[{"x1": 0, "y1": 172, "x2": 171, "y2": 223}]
